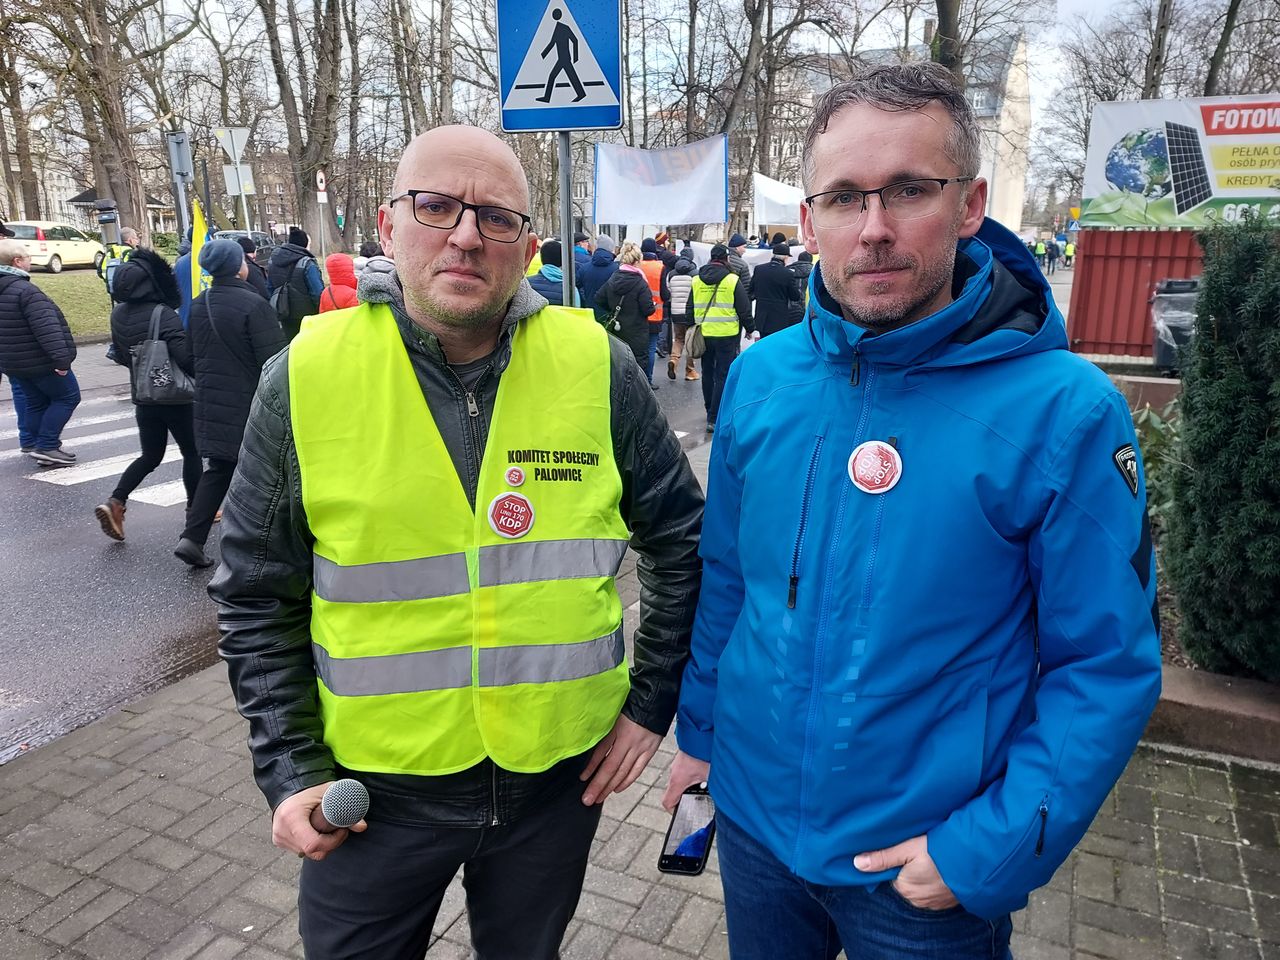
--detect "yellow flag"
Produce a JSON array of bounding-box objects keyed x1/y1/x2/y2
[{"x1": 191, "y1": 199, "x2": 211, "y2": 297}]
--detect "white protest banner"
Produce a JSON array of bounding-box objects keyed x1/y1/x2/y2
[
  {"x1": 752, "y1": 172, "x2": 805, "y2": 226},
  {"x1": 594, "y1": 135, "x2": 728, "y2": 225}
]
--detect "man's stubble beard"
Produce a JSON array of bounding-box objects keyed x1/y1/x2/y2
[
  {"x1": 404, "y1": 268, "x2": 523, "y2": 332},
  {"x1": 827, "y1": 216, "x2": 962, "y2": 335}
]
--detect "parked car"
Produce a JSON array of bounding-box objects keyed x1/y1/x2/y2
[
  {"x1": 7, "y1": 221, "x2": 103, "y2": 273},
  {"x1": 213, "y1": 230, "x2": 276, "y2": 261}
]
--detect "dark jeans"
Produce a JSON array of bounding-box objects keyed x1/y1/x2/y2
[
  {"x1": 700, "y1": 334, "x2": 740, "y2": 423},
  {"x1": 8, "y1": 377, "x2": 30, "y2": 448},
  {"x1": 182, "y1": 456, "x2": 236, "y2": 546},
  {"x1": 298, "y1": 771, "x2": 601, "y2": 959},
  {"x1": 8, "y1": 369, "x2": 80, "y2": 451},
  {"x1": 645, "y1": 330, "x2": 659, "y2": 383},
  {"x1": 113, "y1": 404, "x2": 202, "y2": 505},
  {"x1": 718, "y1": 815, "x2": 1013, "y2": 960}
]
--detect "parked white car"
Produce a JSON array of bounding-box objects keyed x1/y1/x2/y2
[{"x1": 7, "y1": 221, "x2": 104, "y2": 273}]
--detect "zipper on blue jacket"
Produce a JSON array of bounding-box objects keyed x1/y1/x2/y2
[
  {"x1": 788, "y1": 438, "x2": 824, "y2": 609},
  {"x1": 850, "y1": 347, "x2": 861, "y2": 386},
  {"x1": 859, "y1": 436, "x2": 896, "y2": 607},
  {"x1": 1035, "y1": 798, "x2": 1049, "y2": 856}
]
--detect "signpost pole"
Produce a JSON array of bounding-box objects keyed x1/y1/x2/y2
[{"x1": 558, "y1": 132, "x2": 574, "y2": 306}]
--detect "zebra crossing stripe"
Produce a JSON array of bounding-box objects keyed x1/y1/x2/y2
[
  {"x1": 28, "y1": 449, "x2": 181, "y2": 485},
  {"x1": 0, "y1": 409, "x2": 133, "y2": 442},
  {"x1": 0, "y1": 392, "x2": 130, "y2": 426},
  {"x1": 129, "y1": 479, "x2": 190, "y2": 507},
  {"x1": 0, "y1": 427, "x2": 138, "y2": 462}
]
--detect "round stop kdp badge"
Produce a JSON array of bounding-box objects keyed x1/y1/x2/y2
[
  {"x1": 505, "y1": 466, "x2": 526, "y2": 487},
  {"x1": 488, "y1": 491, "x2": 535, "y2": 538},
  {"x1": 848, "y1": 440, "x2": 902, "y2": 494}
]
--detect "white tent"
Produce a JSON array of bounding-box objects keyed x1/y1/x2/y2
[{"x1": 752, "y1": 173, "x2": 805, "y2": 227}]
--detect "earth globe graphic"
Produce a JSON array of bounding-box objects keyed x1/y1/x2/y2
[{"x1": 1105, "y1": 129, "x2": 1173, "y2": 200}]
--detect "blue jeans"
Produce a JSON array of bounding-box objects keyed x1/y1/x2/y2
[
  {"x1": 644, "y1": 330, "x2": 659, "y2": 383},
  {"x1": 8, "y1": 370, "x2": 80, "y2": 451},
  {"x1": 8, "y1": 377, "x2": 31, "y2": 448},
  {"x1": 717, "y1": 814, "x2": 1013, "y2": 960}
]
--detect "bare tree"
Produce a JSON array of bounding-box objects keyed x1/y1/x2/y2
[
  {"x1": 256, "y1": 0, "x2": 344, "y2": 248},
  {"x1": 1203, "y1": 0, "x2": 1244, "y2": 96},
  {"x1": 5, "y1": 0, "x2": 200, "y2": 241},
  {"x1": 0, "y1": 19, "x2": 41, "y2": 218}
]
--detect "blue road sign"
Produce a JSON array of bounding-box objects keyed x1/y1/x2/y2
[
  {"x1": 497, "y1": 0, "x2": 623, "y2": 133},
  {"x1": 1067, "y1": 218, "x2": 1081, "y2": 232}
]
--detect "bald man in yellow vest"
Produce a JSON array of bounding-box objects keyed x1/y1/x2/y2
[{"x1": 212, "y1": 126, "x2": 704, "y2": 959}]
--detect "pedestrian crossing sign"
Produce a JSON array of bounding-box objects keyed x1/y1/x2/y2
[{"x1": 497, "y1": 0, "x2": 622, "y2": 133}]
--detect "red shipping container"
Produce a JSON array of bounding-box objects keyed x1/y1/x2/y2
[{"x1": 1067, "y1": 229, "x2": 1204, "y2": 357}]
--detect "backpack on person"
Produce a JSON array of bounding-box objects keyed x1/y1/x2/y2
[{"x1": 269, "y1": 256, "x2": 316, "y2": 323}]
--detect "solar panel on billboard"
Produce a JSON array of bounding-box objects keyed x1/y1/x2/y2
[{"x1": 1165, "y1": 121, "x2": 1213, "y2": 214}]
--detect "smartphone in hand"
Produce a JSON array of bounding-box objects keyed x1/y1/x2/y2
[{"x1": 658, "y1": 783, "x2": 715, "y2": 875}]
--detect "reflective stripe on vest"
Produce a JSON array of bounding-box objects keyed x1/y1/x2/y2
[
  {"x1": 312, "y1": 625, "x2": 624, "y2": 695},
  {"x1": 289, "y1": 301, "x2": 630, "y2": 776},
  {"x1": 312, "y1": 537, "x2": 629, "y2": 602},
  {"x1": 692, "y1": 272, "x2": 740, "y2": 337}
]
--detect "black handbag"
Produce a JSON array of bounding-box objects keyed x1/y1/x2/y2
[{"x1": 130, "y1": 306, "x2": 194, "y2": 404}]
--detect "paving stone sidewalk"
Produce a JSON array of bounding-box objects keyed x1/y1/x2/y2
[
  {"x1": 2, "y1": 654, "x2": 1277, "y2": 960},
  {"x1": 2, "y1": 444, "x2": 1278, "y2": 958}
]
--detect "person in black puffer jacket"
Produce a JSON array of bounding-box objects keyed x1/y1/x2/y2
[
  {"x1": 0, "y1": 238, "x2": 79, "y2": 464},
  {"x1": 266, "y1": 227, "x2": 323, "y2": 339},
  {"x1": 594, "y1": 241, "x2": 655, "y2": 383},
  {"x1": 787, "y1": 250, "x2": 814, "y2": 326},
  {"x1": 176, "y1": 239, "x2": 286, "y2": 568},
  {"x1": 93, "y1": 248, "x2": 202, "y2": 542}
]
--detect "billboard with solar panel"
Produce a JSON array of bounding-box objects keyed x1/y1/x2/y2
[{"x1": 1083, "y1": 95, "x2": 1280, "y2": 227}]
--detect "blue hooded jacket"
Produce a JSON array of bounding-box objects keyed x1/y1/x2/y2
[{"x1": 675, "y1": 219, "x2": 1161, "y2": 920}]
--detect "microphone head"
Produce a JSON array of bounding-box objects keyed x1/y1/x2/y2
[{"x1": 321, "y1": 778, "x2": 369, "y2": 828}]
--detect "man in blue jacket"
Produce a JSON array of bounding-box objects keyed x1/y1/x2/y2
[{"x1": 664, "y1": 62, "x2": 1161, "y2": 958}]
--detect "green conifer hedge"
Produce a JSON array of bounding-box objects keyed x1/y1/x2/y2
[{"x1": 1167, "y1": 216, "x2": 1280, "y2": 681}]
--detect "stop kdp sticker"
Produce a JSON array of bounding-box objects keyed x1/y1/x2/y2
[
  {"x1": 488, "y1": 491, "x2": 535, "y2": 538},
  {"x1": 848, "y1": 441, "x2": 902, "y2": 494}
]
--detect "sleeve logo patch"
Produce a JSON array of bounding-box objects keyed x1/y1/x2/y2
[{"x1": 1113, "y1": 444, "x2": 1139, "y2": 498}]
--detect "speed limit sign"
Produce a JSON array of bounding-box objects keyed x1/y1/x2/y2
[{"x1": 315, "y1": 169, "x2": 327, "y2": 191}]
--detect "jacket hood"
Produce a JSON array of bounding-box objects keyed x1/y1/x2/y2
[
  {"x1": 590, "y1": 248, "x2": 616, "y2": 266},
  {"x1": 111, "y1": 248, "x2": 181, "y2": 307},
  {"x1": 672, "y1": 257, "x2": 696, "y2": 275},
  {"x1": 805, "y1": 217, "x2": 1066, "y2": 373},
  {"x1": 697, "y1": 262, "x2": 733, "y2": 284},
  {"x1": 325, "y1": 254, "x2": 357, "y2": 289}
]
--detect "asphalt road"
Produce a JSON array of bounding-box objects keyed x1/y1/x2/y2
[{"x1": 0, "y1": 341, "x2": 716, "y2": 764}]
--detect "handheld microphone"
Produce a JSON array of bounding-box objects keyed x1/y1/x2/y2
[{"x1": 309, "y1": 778, "x2": 370, "y2": 833}]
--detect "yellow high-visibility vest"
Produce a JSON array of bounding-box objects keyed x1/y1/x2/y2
[
  {"x1": 691, "y1": 272, "x2": 741, "y2": 338},
  {"x1": 289, "y1": 301, "x2": 630, "y2": 775}
]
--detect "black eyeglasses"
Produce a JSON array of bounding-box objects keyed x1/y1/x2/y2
[
  {"x1": 388, "y1": 189, "x2": 532, "y2": 243},
  {"x1": 804, "y1": 177, "x2": 974, "y2": 227}
]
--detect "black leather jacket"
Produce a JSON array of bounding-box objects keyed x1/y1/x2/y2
[{"x1": 210, "y1": 271, "x2": 704, "y2": 821}]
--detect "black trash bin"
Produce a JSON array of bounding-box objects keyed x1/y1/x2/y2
[{"x1": 1150, "y1": 278, "x2": 1199, "y2": 374}]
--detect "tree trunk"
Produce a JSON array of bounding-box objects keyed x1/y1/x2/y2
[
  {"x1": 340, "y1": 0, "x2": 362, "y2": 248},
  {"x1": 685, "y1": 0, "x2": 698, "y2": 141},
  {"x1": 439, "y1": 0, "x2": 453, "y2": 124},
  {"x1": 387, "y1": 0, "x2": 414, "y2": 140},
  {"x1": 0, "y1": 45, "x2": 39, "y2": 218},
  {"x1": 400, "y1": 1, "x2": 430, "y2": 134},
  {"x1": 624, "y1": 0, "x2": 635, "y2": 145},
  {"x1": 1203, "y1": 0, "x2": 1243, "y2": 97},
  {"x1": 933, "y1": 0, "x2": 964, "y2": 88},
  {"x1": 1141, "y1": 0, "x2": 1174, "y2": 99},
  {"x1": 257, "y1": 0, "x2": 342, "y2": 249},
  {"x1": 719, "y1": 0, "x2": 768, "y2": 134},
  {"x1": 639, "y1": 0, "x2": 649, "y2": 147}
]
